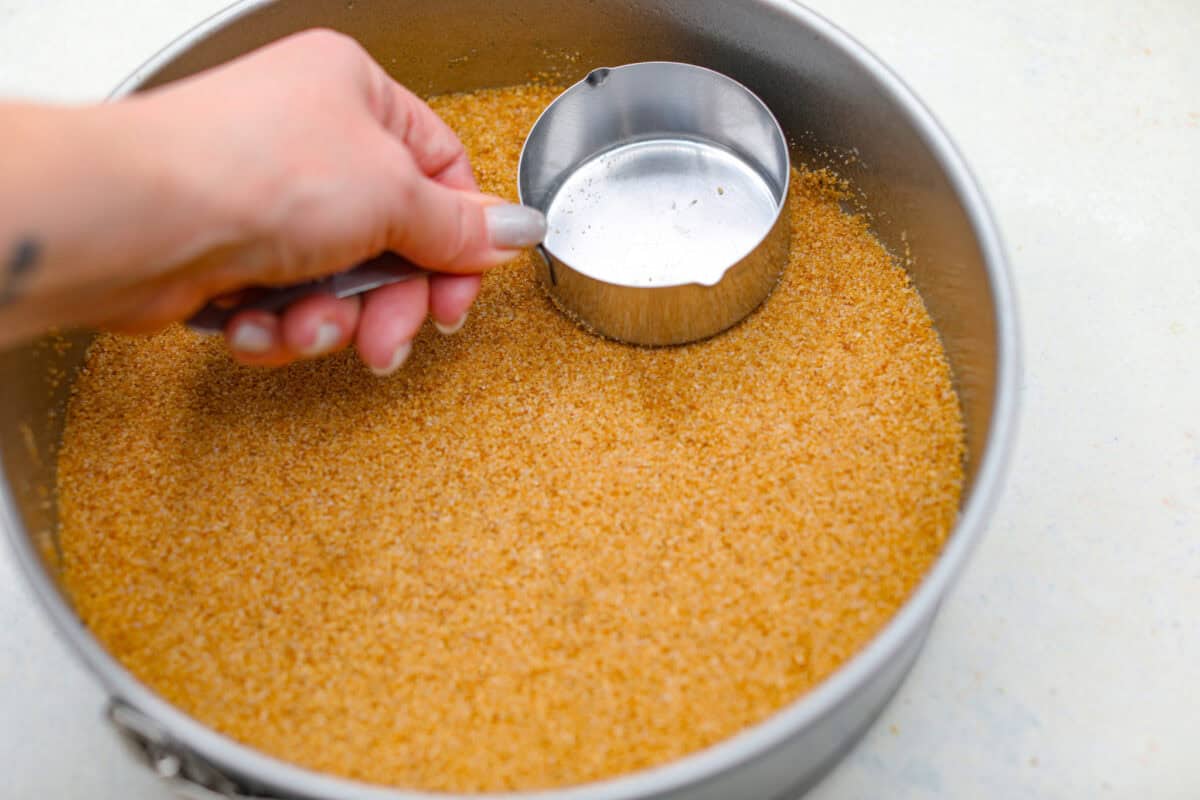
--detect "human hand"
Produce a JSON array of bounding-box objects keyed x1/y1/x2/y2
[{"x1": 113, "y1": 29, "x2": 544, "y2": 373}]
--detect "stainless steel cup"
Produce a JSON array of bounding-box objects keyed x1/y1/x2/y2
[{"x1": 518, "y1": 62, "x2": 791, "y2": 346}]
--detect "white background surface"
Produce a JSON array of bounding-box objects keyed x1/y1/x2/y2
[{"x1": 2, "y1": 1, "x2": 1198, "y2": 798}]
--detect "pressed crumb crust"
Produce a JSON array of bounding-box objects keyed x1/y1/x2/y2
[{"x1": 56, "y1": 85, "x2": 965, "y2": 792}]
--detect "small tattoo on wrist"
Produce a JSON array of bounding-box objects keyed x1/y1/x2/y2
[{"x1": 0, "y1": 237, "x2": 40, "y2": 307}]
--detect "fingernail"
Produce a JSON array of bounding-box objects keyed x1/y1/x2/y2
[
  {"x1": 302, "y1": 322, "x2": 342, "y2": 357},
  {"x1": 434, "y1": 311, "x2": 468, "y2": 336},
  {"x1": 371, "y1": 341, "x2": 412, "y2": 377},
  {"x1": 230, "y1": 321, "x2": 273, "y2": 354},
  {"x1": 485, "y1": 203, "x2": 546, "y2": 249}
]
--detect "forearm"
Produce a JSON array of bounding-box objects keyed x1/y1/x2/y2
[{"x1": 0, "y1": 101, "x2": 236, "y2": 344}]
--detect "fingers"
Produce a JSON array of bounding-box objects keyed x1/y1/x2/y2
[
  {"x1": 225, "y1": 294, "x2": 360, "y2": 367},
  {"x1": 280, "y1": 293, "x2": 360, "y2": 357},
  {"x1": 224, "y1": 310, "x2": 292, "y2": 367},
  {"x1": 355, "y1": 275, "x2": 430, "y2": 376},
  {"x1": 428, "y1": 273, "x2": 481, "y2": 334},
  {"x1": 386, "y1": 156, "x2": 546, "y2": 273},
  {"x1": 368, "y1": 64, "x2": 479, "y2": 192},
  {"x1": 222, "y1": 272, "x2": 475, "y2": 373}
]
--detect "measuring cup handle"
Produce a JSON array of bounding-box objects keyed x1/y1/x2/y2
[{"x1": 186, "y1": 253, "x2": 427, "y2": 334}]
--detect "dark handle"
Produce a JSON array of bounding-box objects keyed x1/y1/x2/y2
[{"x1": 186, "y1": 253, "x2": 427, "y2": 334}]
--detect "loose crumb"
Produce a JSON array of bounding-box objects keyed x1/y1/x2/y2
[{"x1": 56, "y1": 84, "x2": 964, "y2": 793}]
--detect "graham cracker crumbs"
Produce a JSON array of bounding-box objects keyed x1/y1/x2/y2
[{"x1": 56, "y1": 84, "x2": 964, "y2": 792}]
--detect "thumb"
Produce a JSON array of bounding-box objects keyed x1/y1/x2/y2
[{"x1": 388, "y1": 172, "x2": 546, "y2": 274}]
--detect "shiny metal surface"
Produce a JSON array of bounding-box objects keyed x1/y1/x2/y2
[
  {"x1": 519, "y1": 62, "x2": 790, "y2": 345},
  {"x1": 0, "y1": 1, "x2": 1020, "y2": 799},
  {"x1": 186, "y1": 254, "x2": 425, "y2": 333}
]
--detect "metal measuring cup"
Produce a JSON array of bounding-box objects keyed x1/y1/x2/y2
[{"x1": 518, "y1": 61, "x2": 791, "y2": 346}]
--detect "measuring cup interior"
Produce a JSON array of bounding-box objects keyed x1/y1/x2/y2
[{"x1": 518, "y1": 62, "x2": 790, "y2": 289}]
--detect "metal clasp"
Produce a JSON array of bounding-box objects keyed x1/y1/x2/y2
[{"x1": 107, "y1": 701, "x2": 277, "y2": 800}]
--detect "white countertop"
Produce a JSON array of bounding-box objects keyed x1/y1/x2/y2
[{"x1": 2, "y1": 1, "x2": 1198, "y2": 798}]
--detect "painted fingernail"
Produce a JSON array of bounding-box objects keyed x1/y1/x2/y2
[
  {"x1": 302, "y1": 322, "x2": 342, "y2": 357},
  {"x1": 371, "y1": 341, "x2": 413, "y2": 377},
  {"x1": 485, "y1": 203, "x2": 546, "y2": 249},
  {"x1": 230, "y1": 321, "x2": 273, "y2": 354},
  {"x1": 434, "y1": 312, "x2": 468, "y2": 336}
]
